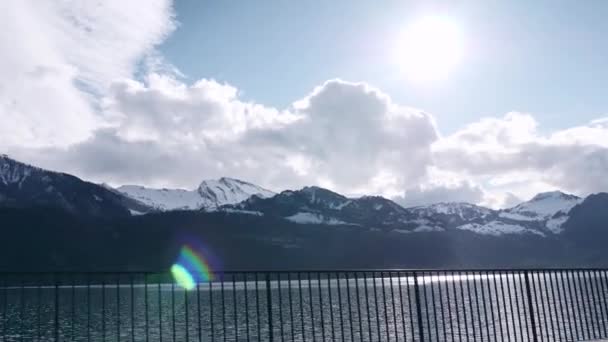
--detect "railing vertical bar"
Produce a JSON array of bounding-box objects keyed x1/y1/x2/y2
[
  {"x1": 197, "y1": 280, "x2": 202, "y2": 342},
  {"x1": 567, "y1": 270, "x2": 583, "y2": 341},
  {"x1": 429, "y1": 273, "x2": 439, "y2": 342},
  {"x1": 413, "y1": 271, "x2": 425, "y2": 342},
  {"x1": 558, "y1": 271, "x2": 575, "y2": 342},
  {"x1": 445, "y1": 271, "x2": 455, "y2": 342},
  {"x1": 591, "y1": 270, "x2": 605, "y2": 338},
  {"x1": 535, "y1": 272, "x2": 549, "y2": 341},
  {"x1": 245, "y1": 274, "x2": 251, "y2": 342},
  {"x1": 19, "y1": 277, "x2": 24, "y2": 342},
  {"x1": 37, "y1": 279, "x2": 42, "y2": 342},
  {"x1": 577, "y1": 270, "x2": 592, "y2": 339},
  {"x1": 318, "y1": 272, "x2": 326, "y2": 342},
  {"x1": 55, "y1": 275, "x2": 60, "y2": 342},
  {"x1": 221, "y1": 275, "x2": 226, "y2": 342},
  {"x1": 354, "y1": 272, "x2": 364, "y2": 342},
  {"x1": 345, "y1": 273, "x2": 355, "y2": 342},
  {"x1": 598, "y1": 270, "x2": 608, "y2": 337},
  {"x1": 308, "y1": 272, "x2": 316, "y2": 342},
  {"x1": 518, "y1": 272, "x2": 531, "y2": 341},
  {"x1": 491, "y1": 271, "x2": 503, "y2": 342},
  {"x1": 185, "y1": 279, "x2": 189, "y2": 342},
  {"x1": 397, "y1": 272, "x2": 407, "y2": 342},
  {"x1": 102, "y1": 276, "x2": 106, "y2": 342},
  {"x1": 423, "y1": 272, "x2": 432, "y2": 341},
  {"x1": 297, "y1": 273, "x2": 305, "y2": 342},
  {"x1": 585, "y1": 269, "x2": 601, "y2": 339},
  {"x1": 157, "y1": 275, "x2": 162, "y2": 342},
  {"x1": 362, "y1": 272, "x2": 372, "y2": 341},
  {"x1": 480, "y1": 272, "x2": 490, "y2": 342},
  {"x1": 453, "y1": 272, "x2": 463, "y2": 342},
  {"x1": 255, "y1": 273, "x2": 260, "y2": 342},
  {"x1": 337, "y1": 272, "x2": 345, "y2": 342},
  {"x1": 512, "y1": 272, "x2": 525, "y2": 342},
  {"x1": 327, "y1": 273, "x2": 336, "y2": 342},
  {"x1": 88, "y1": 274, "x2": 92, "y2": 342},
  {"x1": 435, "y1": 273, "x2": 445, "y2": 342},
  {"x1": 373, "y1": 272, "x2": 382, "y2": 340},
  {"x1": 459, "y1": 271, "x2": 469, "y2": 341},
  {"x1": 486, "y1": 271, "x2": 496, "y2": 342},
  {"x1": 505, "y1": 272, "x2": 518, "y2": 342},
  {"x1": 472, "y1": 271, "x2": 483, "y2": 342},
  {"x1": 144, "y1": 274, "x2": 149, "y2": 342},
  {"x1": 233, "y1": 275, "x2": 239, "y2": 342},
  {"x1": 591, "y1": 270, "x2": 607, "y2": 338},
  {"x1": 117, "y1": 275, "x2": 121, "y2": 342},
  {"x1": 465, "y1": 271, "x2": 477, "y2": 342},
  {"x1": 171, "y1": 282, "x2": 176, "y2": 342},
  {"x1": 209, "y1": 276, "x2": 216, "y2": 342},
  {"x1": 278, "y1": 273, "x2": 284, "y2": 342},
  {"x1": 388, "y1": 272, "x2": 398, "y2": 342},
  {"x1": 381, "y1": 272, "x2": 390, "y2": 341},
  {"x1": 524, "y1": 271, "x2": 539, "y2": 342},
  {"x1": 406, "y1": 272, "x2": 416, "y2": 342},
  {"x1": 499, "y1": 271, "x2": 511, "y2": 342},
  {"x1": 265, "y1": 273, "x2": 274, "y2": 342},
  {"x1": 530, "y1": 272, "x2": 546, "y2": 341},
  {"x1": 288, "y1": 273, "x2": 295, "y2": 342},
  {"x1": 2, "y1": 277, "x2": 5, "y2": 342},
  {"x1": 130, "y1": 274, "x2": 135, "y2": 342},
  {"x1": 210, "y1": 279, "x2": 215, "y2": 342},
  {"x1": 548, "y1": 271, "x2": 564, "y2": 341}
]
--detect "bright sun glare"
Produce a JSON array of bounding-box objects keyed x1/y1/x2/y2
[{"x1": 396, "y1": 15, "x2": 465, "y2": 83}]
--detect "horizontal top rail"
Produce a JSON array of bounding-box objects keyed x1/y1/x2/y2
[{"x1": 0, "y1": 267, "x2": 608, "y2": 274}]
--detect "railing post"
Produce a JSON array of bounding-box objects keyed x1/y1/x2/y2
[
  {"x1": 265, "y1": 273, "x2": 274, "y2": 342},
  {"x1": 524, "y1": 271, "x2": 539, "y2": 342},
  {"x1": 54, "y1": 275, "x2": 60, "y2": 342},
  {"x1": 413, "y1": 271, "x2": 425, "y2": 342}
]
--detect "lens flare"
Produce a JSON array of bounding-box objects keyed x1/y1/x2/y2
[
  {"x1": 171, "y1": 241, "x2": 217, "y2": 290},
  {"x1": 180, "y1": 245, "x2": 215, "y2": 282},
  {"x1": 171, "y1": 264, "x2": 195, "y2": 290}
]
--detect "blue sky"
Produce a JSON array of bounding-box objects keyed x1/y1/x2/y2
[
  {"x1": 3, "y1": 0, "x2": 608, "y2": 208},
  {"x1": 161, "y1": 0, "x2": 608, "y2": 133}
]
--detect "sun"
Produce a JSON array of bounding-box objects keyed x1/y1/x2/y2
[{"x1": 395, "y1": 15, "x2": 465, "y2": 83}]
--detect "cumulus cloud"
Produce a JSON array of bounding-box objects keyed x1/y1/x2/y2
[
  {"x1": 433, "y1": 112, "x2": 608, "y2": 201},
  {"x1": 0, "y1": 0, "x2": 175, "y2": 148},
  {"x1": 3, "y1": 1, "x2": 608, "y2": 208},
  {"x1": 12, "y1": 78, "x2": 440, "y2": 195}
]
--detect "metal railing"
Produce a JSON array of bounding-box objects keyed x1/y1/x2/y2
[{"x1": 1, "y1": 269, "x2": 608, "y2": 341}]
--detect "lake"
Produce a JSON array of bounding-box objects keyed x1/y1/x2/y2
[{"x1": 1, "y1": 271, "x2": 607, "y2": 341}]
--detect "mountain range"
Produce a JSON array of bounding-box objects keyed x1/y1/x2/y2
[{"x1": 1, "y1": 154, "x2": 607, "y2": 271}]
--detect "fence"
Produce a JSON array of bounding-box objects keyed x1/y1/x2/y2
[{"x1": 1, "y1": 269, "x2": 608, "y2": 341}]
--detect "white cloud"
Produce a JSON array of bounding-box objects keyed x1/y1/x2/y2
[
  {"x1": 0, "y1": 0, "x2": 175, "y2": 148},
  {"x1": 432, "y1": 113, "x2": 608, "y2": 202},
  {"x1": 3, "y1": 1, "x2": 608, "y2": 208}
]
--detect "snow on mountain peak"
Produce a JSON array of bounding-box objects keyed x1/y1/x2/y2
[
  {"x1": 502, "y1": 190, "x2": 581, "y2": 220},
  {"x1": 498, "y1": 190, "x2": 581, "y2": 233},
  {"x1": 118, "y1": 177, "x2": 275, "y2": 211},
  {"x1": 197, "y1": 177, "x2": 275, "y2": 208}
]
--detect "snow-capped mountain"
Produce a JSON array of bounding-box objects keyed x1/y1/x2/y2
[
  {"x1": 229, "y1": 186, "x2": 413, "y2": 229},
  {"x1": 117, "y1": 177, "x2": 275, "y2": 211},
  {"x1": 0, "y1": 155, "x2": 591, "y2": 238},
  {"x1": 499, "y1": 191, "x2": 582, "y2": 233},
  {"x1": 227, "y1": 185, "x2": 586, "y2": 237},
  {"x1": 0, "y1": 155, "x2": 132, "y2": 217}
]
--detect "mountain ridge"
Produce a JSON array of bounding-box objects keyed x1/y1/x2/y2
[{"x1": 0, "y1": 155, "x2": 591, "y2": 237}]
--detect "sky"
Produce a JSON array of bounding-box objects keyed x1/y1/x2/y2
[{"x1": 2, "y1": 0, "x2": 608, "y2": 208}]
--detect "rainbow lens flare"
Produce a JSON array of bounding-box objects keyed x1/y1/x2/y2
[
  {"x1": 171, "y1": 242, "x2": 217, "y2": 290},
  {"x1": 171, "y1": 264, "x2": 195, "y2": 290}
]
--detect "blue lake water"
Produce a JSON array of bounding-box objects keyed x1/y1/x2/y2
[{"x1": 1, "y1": 272, "x2": 607, "y2": 341}]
